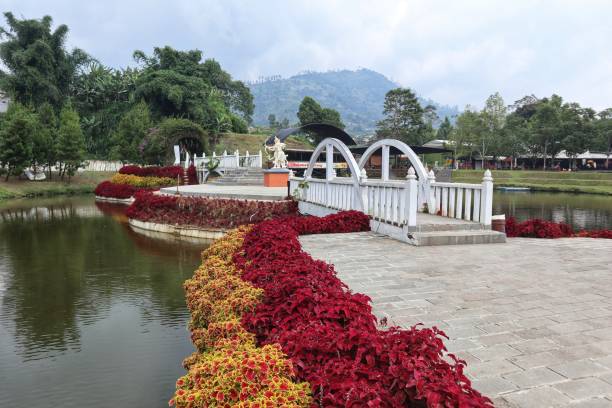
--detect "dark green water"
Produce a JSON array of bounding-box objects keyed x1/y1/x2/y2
[
  {"x1": 0, "y1": 197, "x2": 205, "y2": 408},
  {"x1": 493, "y1": 190, "x2": 612, "y2": 230}
]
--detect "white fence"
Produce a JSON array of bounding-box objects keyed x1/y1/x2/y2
[
  {"x1": 428, "y1": 171, "x2": 493, "y2": 225},
  {"x1": 193, "y1": 150, "x2": 263, "y2": 169}
]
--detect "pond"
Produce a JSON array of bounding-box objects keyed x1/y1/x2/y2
[
  {"x1": 0, "y1": 197, "x2": 205, "y2": 408},
  {"x1": 493, "y1": 190, "x2": 612, "y2": 231}
]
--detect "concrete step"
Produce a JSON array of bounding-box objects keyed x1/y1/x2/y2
[{"x1": 411, "y1": 230, "x2": 506, "y2": 246}]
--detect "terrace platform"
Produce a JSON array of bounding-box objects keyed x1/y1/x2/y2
[
  {"x1": 301, "y1": 233, "x2": 612, "y2": 407},
  {"x1": 159, "y1": 184, "x2": 289, "y2": 201}
]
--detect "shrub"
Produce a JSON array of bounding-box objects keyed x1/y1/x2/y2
[
  {"x1": 505, "y1": 217, "x2": 573, "y2": 238},
  {"x1": 118, "y1": 165, "x2": 184, "y2": 179},
  {"x1": 94, "y1": 181, "x2": 141, "y2": 199},
  {"x1": 126, "y1": 191, "x2": 298, "y2": 229},
  {"x1": 110, "y1": 173, "x2": 176, "y2": 188}
]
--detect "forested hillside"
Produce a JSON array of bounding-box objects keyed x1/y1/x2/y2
[{"x1": 249, "y1": 69, "x2": 460, "y2": 137}]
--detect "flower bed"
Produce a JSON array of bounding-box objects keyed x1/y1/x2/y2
[
  {"x1": 126, "y1": 191, "x2": 298, "y2": 229},
  {"x1": 94, "y1": 181, "x2": 145, "y2": 199},
  {"x1": 110, "y1": 173, "x2": 176, "y2": 188},
  {"x1": 171, "y1": 211, "x2": 492, "y2": 407},
  {"x1": 505, "y1": 217, "x2": 612, "y2": 239},
  {"x1": 119, "y1": 165, "x2": 184, "y2": 179}
]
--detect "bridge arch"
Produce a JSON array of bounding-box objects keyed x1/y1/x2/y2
[
  {"x1": 304, "y1": 138, "x2": 363, "y2": 210},
  {"x1": 357, "y1": 139, "x2": 430, "y2": 209}
]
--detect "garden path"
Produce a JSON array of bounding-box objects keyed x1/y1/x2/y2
[{"x1": 300, "y1": 234, "x2": 612, "y2": 407}]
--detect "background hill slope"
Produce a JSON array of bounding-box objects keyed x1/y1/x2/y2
[{"x1": 248, "y1": 69, "x2": 460, "y2": 138}]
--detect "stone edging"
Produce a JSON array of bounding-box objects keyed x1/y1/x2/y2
[
  {"x1": 95, "y1": 195, "x2": 135, "y2": 204},
  {"x1": 128, "y1": 218, "x2": 226, "y2": 240}
]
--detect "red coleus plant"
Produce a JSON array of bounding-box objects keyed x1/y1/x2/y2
[
  {"x1": 506, "y1": 217, "x2": 612, "y2": 239},
  {"x1": 94, "y1": 181, "x2": 154, "y2": 199},
  {"x1": 119, "y1": 165, "x2": 185, "y2": 179},
  {"x1": 126, "y1": 190, "x2": 298, "y2": 229},
  {"x1": 234, "y1": 212, "x2": 492, "y2": 407}
]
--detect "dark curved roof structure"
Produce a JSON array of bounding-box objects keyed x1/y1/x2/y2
[{"x1": 266, "y1": 123, "x2": 357, "y2": 146}]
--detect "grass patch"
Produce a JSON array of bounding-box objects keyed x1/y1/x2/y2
[
  {"x1": 0, "y1": 171, "x2": 113, "y2": 201},
  {"x1": 452, "y1": 170, "x2": 612, "y2": 195},
  {"x1": 213, "y1": 132, "x2": 312, "y2": 154}
]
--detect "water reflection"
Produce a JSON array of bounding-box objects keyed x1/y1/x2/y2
[
  {"x1": 0, "y1": 197, "x2": 204, "y2": 407},
  {"x1": 493, "y1": 191, "x2": 612, "y2": 230}
]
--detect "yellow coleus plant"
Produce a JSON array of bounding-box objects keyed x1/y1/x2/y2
[
  {"x1": 170, "y1": 226, "x2": 311, "y2": 408},
  {"x1": 110, "y1": 173, "x2": 175, "y2": 187}
]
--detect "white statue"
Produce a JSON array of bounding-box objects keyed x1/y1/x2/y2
[{"x1": 266, "y1": 136, "x2": 288, "y2": 168}]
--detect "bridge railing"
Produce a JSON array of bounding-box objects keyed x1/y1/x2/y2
[
  {"x1": 290, "y1": 167, "x2": 419, "y2": 227},
  {"x1": 428, "y1": 170, "x2": 493, "y2": 225},
  {"x1": 193, "y1": 150, "x2": 263, "y2": 169}
]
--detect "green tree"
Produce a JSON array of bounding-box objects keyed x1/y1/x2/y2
[
  {"x1": 141, "y1": 118, "x2": 209, "y2": 165},
  {"x1": 133, "y1": 46, "x2": 253, "y2": 131},
  {"x1": 297, "y1": 96, "x2": 344, "y2": 129},
  {"x1": 0, "y1": 103, "x2": 36, "y2": 179},
  {"x1": 375, "y1": 88, "x2": 425, "y2": 145},
  {"x1": 33, "y1": 102, "x2": 58, "y2": 178},
  {"x1": 595, "y1": 108, "x2": 612, "y2": 168},
  {"x1": 57, "y1": 104, "x2": 85, "y2": 180},
  {"x1": 110, "y1": 102, "x2": 152, "y2": 163},
  {"x1": 71, "y1": 62, "x2": 139, "y2": 157},
  {"x1": 0, "y1": 12, "x2": 89, "y2": 109},
  {"x1": 436, "y1": 117, "x2": 453, "y2": 140},
  {"x1": 451, "y1": 107, "x2": 482, "y2": 168},
  {"x1": 559, "y1": 103, "x2": 596, "y2": 168},
  {"x1": 530, "y1": 95, "x2": 562, "y2": 170},
  {"x1": 268, "y1": 113, "x2": 278, "y2": 129},
  {"x1": 479, "y1": 92, "x2": 507, "y2": 161}
]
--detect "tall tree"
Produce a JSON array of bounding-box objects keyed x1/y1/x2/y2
[
  {"x1": 530, "y1": 95, "x2": 563, "y2": 170},
  {"x1": 57, "y1": 104, "x2": 85, "y2": 180},
  {"x1": 0, "y1": 103, "x2": 36, "y2": 179},
  {"x1": 375, "y1": 88, "x2": 425, "y2": 145},
  {"x1": 480, "y1": 92, "x2": 507, "y2": 160},
  {"x1": 133, "y1": 46, "x2": 252, "y2": 133},
  {"x1": 595, "y1": 108, "x2": 612, "y2": 168},
  {"x1": 110, "y1": 102, "x2": 152, "y2": 164},
  {"x1": 559, "y1": 103, "x2": 596, "y2": 168},
  {"x1": 297, "y1": 96, "x2": 345, "y2": 134},
  {"x1": 0, "y1": 12, "x2": 88, "y2": 109},
  {"x1": 451, "y1": 107, "x2": 482, "y2": 168},
  {"x1": 32, "y1": 102, "x2": 58, "y2": 178},
  {"x1": 436, "y1": 117, "x2": 453, "y2": 140}
]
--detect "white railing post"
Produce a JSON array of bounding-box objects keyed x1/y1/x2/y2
[
  {"x1": 382, "y1": 145, "x2": 390, "y2": 181},
  {"x1": 359, "y1": 168, "x2": 368, "y2": 213},
  {"x1": 235, "y1": 150, "x2": 240, "y2": 168},
  {"x1": 258, "y1": 150, "x2": 263, "y2": 168},
  {"x1": 406, "y1": 167, "x2": 417, "y2": 227},
  {"x1": 427, "y1": 169, "x2": 436, "y2": 214},
  {"x1": 480, "y1": 169, "x2": 493, "y2": 226}
]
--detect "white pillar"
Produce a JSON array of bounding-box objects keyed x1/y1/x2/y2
[
  {"x1": 359, "y1": 168, "x2": 368, "y2": 213},
  {"x1": 406, "y1": 167, "x2": 418, "y2": 227},
  {"x1": 382, "y1": 145, "x2": 390, "y2": 181},
  {"x1": 480, "y1": 169, "x2": 493, "y2": 226},
  {"x1": 258, "y1": 150, "x2": 263, "y2": 168},
  {"x1": 325, "y1": 143, "x2": 334, "y2": 181},
  {"x1": 235, "y1": 150, "x2": 240, "y2": 168},
  {"x1": 427, "y1": 169, "x2": 437, "y2": 214}
]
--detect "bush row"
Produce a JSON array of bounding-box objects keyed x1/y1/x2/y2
[
  {"x1": 232, "y1": 212, "x2": 492, "y2": 407},
  {"x1": 126, "y1": 191, "x2": 298, "y2": 229},
  {"x1": 94, "y1": 181, "x2": 149, "y2": 199},
  {"x1": 171, "y1": 226, "x2": 312, "y2": 407},
  {"x1": 119, "y1": 165, "x2": 184, "y2": 179},
  {"x1": 505, "y1": 217, "x2": 612, "y2": 239},
  {"x1": 110, "y1": 173, "x2": 176, "y2": 188}
]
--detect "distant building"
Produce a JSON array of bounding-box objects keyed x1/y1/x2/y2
[{"x1": 0, "y1": 91, "x2": 9, "y2": 113}]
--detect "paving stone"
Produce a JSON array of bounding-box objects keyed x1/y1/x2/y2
[
  {"x1": 504, "y1": 367, "x2": 566, "y2": 388},
  {"x1": 471, "y1": 377, "x2": 518, "y2": 395},
  {"x1": 565, "y1": 397, "x2": 612, "y2": 407},
  {"x1": 503, "y1": 387, "x2": 572, "y2": 408},
  {"x1": 553, "y1": 377, "x2": 612, "y2": 400},
  {"x1": 549, "y1": 360, "x2": 611, "y2": 379},
  {"x1": 470, "y1": 344, "x2": 523, "y2": 362}
]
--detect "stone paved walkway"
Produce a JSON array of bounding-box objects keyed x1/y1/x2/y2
[{"x1": 300, "y1": 233, "x2": 612, "y2": 407}]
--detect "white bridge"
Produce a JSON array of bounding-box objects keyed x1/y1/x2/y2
[{"x1": 289, "y1": 138, "x2": 505, "y2": 246}]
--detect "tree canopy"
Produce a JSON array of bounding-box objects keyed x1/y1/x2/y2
[
  {"x1": 375, "y1": 88, "x2": 427, "y2": 145},
  {"x1": 0, "y1": 12, "x2": 89, "y2": 109}
]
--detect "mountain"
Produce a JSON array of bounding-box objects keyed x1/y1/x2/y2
[{"x1": 247, "y1": 69, "x2": 460, "y2": 138}]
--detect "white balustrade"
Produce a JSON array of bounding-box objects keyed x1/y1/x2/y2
[{"x1": 429, "y1": 170, "x2": 494, "y2": 225}]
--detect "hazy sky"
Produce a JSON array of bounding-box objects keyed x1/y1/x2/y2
[{"x1": 3, "y1": 0, "x2": 611, "y2": 110}]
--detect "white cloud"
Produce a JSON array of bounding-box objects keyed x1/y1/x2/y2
[{"x1": 2, "y1": 0, "x2": 611, "y2": 110}]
